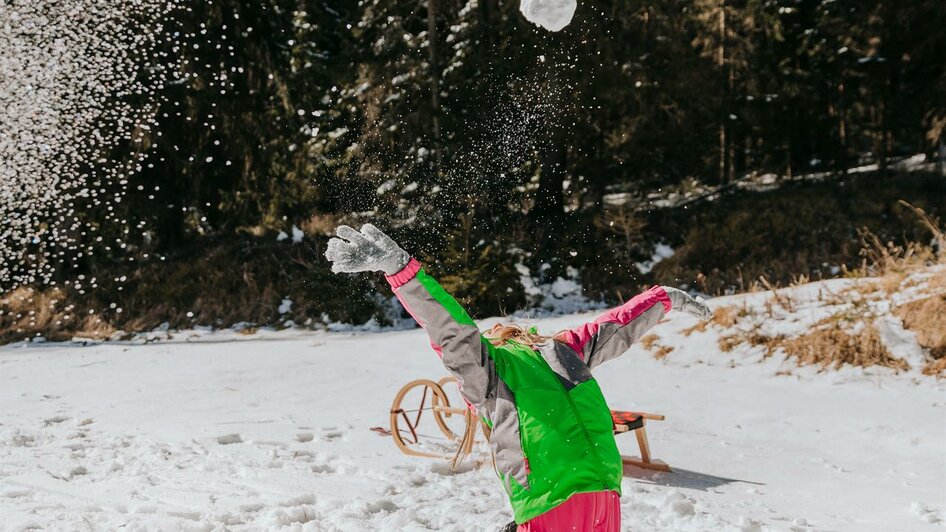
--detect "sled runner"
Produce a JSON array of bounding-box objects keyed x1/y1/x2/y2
[
  {"x1": 385, "y1": 376, "x2": 490, "y2": 468},
  {"x1": 382, "y1": 376, "x2": 670, "y2": 473}
]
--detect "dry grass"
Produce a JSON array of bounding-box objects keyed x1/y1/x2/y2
[
  {"x1": 702, "y1": 202, "x2": 944, "y2": 373},
  {"x1": 819, "y1": 284, "x2": 852, "y2": 306},
  {"x1": 896, "y1": 295, "x2": 946, "y2": 373},
  {"x1": 759, "y1": 277, "x2": 795, "y2": 313},
  {"x1": 719, "y1": 305, "x2": 908, "y2": 372},
  {"x1": 0, "y1": 238, "x2": 386, "y2": 344},
  {"x1": 879, "y1": 271, "x2": 910, "y2": 294},
  {"x1": 681, "y1": 321, "x2": 708, "y2": 336},
  {"x1": 898, "y1": 201, "x2": 945, "y2": 259},
  {"x1": 780, "y1": 322, "x2": 908, "y2": 371},
  {"x1": 710, "y1": 305, "x2": 741, "y2": 328},
  {"x1": 654, "y1": 345, "x2": 675, "y2": 360},
  {"x1": 0, "y1": 287, "x2": 116, "y2": 342},
  {"x1": 929, "y1": 269, "x2": 946, "y2": 292},
  {"x1": 853, "y1": 202, "x2": 945, "y2": 292},
  {"x1": 638, "y1": 333, "x2": 674, "y2": 360},
  {"x1": 816, "y1": 296, "x2": 874, "y2": 325},
  {"x1": 682, "y1": 305, "x2": 742, "y2": 337},
  {"x1": 639, "y1": 334, "x2": 660, "y2": 351},
  {"x1": 924, "y1": 358, "x2": 946, "y2": 377},
  {"x1": 718, "y1": 328, "x2": 782, "y2": 355},
  {"x1": 718, "y1": 334, "x2": 741, "y2": 353},
  {"x1": 856, "y1": 229, "x2": 926, "y2": 279}
]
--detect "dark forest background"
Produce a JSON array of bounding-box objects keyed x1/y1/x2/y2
[{"x1": 3, "y1": 0, "x2": 946, "y2": 341}]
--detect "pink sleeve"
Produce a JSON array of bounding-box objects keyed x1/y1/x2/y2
[
  {"x1": 557, "y1": 286, "x2": 671, "y2": 368},
  {"x1": 385, "y1": 257, "x2": 422, "y2": 288}
]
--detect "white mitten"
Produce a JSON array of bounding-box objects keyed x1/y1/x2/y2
[
  {"x1": 662, "y1": 286, "x2": 713, "y2": 320},
  {"x1": 324, "y1": 224, "x2": 410, "y2": 275}
]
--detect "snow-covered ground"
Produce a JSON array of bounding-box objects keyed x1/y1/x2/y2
[{"x1": 2, "y1": 274, "x2": 945, "y2": 531}]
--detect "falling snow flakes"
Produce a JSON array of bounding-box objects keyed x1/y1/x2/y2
[{"x1": 0, "y1": 0, "x2": 180, "y2": 291}]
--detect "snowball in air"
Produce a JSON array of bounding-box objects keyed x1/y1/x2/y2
[
  {"x1": 519, "y1": 0, "x2": 577, "y2": 32},
  {"x1": 291, "y1": 225, "x2": 304, "y2": 243}
]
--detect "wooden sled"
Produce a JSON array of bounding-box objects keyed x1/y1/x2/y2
[
  {"x1": 611, "y1": 410, "x2": 671, "y2": 472},
  {"x1": 384, "y1": 376, "x2": 669, "y2": 473},
  {"x1": 387, "y1": 376, "x2": 489, "y2": 469}
]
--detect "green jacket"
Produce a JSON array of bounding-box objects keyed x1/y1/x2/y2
[{"x1": 386, "y1": 258, "x2": 671, "y2": 523}]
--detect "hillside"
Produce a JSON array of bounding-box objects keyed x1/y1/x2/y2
[{"x1": 1, "y1": 267, "x2": 944, "y2": 531}]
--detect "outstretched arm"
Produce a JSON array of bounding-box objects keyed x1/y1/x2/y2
[
  {"x1": 557, "y1": 285, "x2": 711, "y2": 369},
  {"x1": 325, "y1": 224, "x2": 494, "y2": 407}
]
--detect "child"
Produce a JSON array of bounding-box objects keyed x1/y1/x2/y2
[{"x1": 325, "y1": 224, "x2": 712, "y2": 531}]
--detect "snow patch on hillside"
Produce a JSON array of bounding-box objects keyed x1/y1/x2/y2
[
  {"x1": 637, "y1": 243, "x2": 675, "y2": 274},
  {"x1": 516, "y1": 263, "x2": 606, "y2": 316}
]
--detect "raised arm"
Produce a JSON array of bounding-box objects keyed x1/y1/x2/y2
[
  {"x1": 557, "y1": 285, "x2": 711, "y2": 369},
  {"x1": 325, "y1": 224, "x2": 494, "y2": 407}
]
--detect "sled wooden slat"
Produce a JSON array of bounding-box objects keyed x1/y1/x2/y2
[
  {"x1": 621, "y1": 456, "x2": 671, "y2": 472},
  {"x1": 611, "y1": 410, "x2": 671, "y2": 472}
]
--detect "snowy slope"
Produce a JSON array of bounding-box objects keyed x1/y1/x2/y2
[{"x1": 1, "y1": 273, "x2": 945, "y2": 531}]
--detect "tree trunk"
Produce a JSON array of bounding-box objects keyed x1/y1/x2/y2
[
  {"x1": 479, "y1": 0, "x2": 498, "y2": 47},
  {"x1": 939, "y1": 140, "x2": 945, "y2": 176},
  {"x1": 717, "y1": 0, "x2": 729, "y2": 184},
  {"x1": 837, "y1": 80, "x2": 847, "y2": 171},
  {"x1": 536, "y1": 133, "x2": 566, "y2": 223},
  {"x1": 533, "y1": 123, "x2": 567, "y2": 257},
  {"x1": 427, "y1": 0, "x2": 443, "y2": 177},
  {"x1": 877, "y1": 99, "x2": 888, "y2": 176}
]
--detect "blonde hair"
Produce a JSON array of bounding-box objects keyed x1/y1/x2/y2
[{"x1": 483, "y1": 323, "x2": 562, "y2": 347}]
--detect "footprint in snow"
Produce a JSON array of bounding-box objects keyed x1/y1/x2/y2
[
  {"x1": 293, "y1": 450, "x2": 316, "y2": 461},
  {"x1": 738, "y1": 517, "x2": 763, "y2": 532},
  {"x1": 240, "y1": 502, "x2": 265, "y2": 513},
  {"x1": 311, "y1": 462, "x2": 336, "y2": 474},
  {"x1": 1, "y1": 487, "x2": 32, "y2": 499},
  {"x1": 3, "y1": 432, "x2": 37, "y2": 447},
  {"x1": 217, "y1": 433, "x2": 242, "y2": 445},
  {"x1": 664, "y1": 491, "x2": 696, "y2": 517},
  {"x1": 321, "y1": 431, "x2": 344, "y2": 442},
  {"x1": 57, "y1": 466, "x2": 88, "y2": 481},
  {"x1": 279, "y1": 493, "x2": 317, "y2": 507},
  {"x1": 365, "y1": 499, "x2": 398, "y2": 514},
  {"x1": 44, "y1": 415, "x2": 70, "y2": 426},
  {"x1": 166, "y1": 510, "x2": 201, "y2": 521},
  {"x1": 911, "y1": 502, "x2": 943, "y2": 524}
]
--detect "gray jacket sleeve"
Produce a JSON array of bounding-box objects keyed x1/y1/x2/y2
[
  {"x1": 556, "y1": 286, "x2": 671, "y2": 369},
  {"x1": 385, "y1": 258, "x2": 495, "y2": 407}
]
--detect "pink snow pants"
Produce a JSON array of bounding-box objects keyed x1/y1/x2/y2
[{"x1": 517, "y1": 491, "x2": 621, "y2": 532}]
